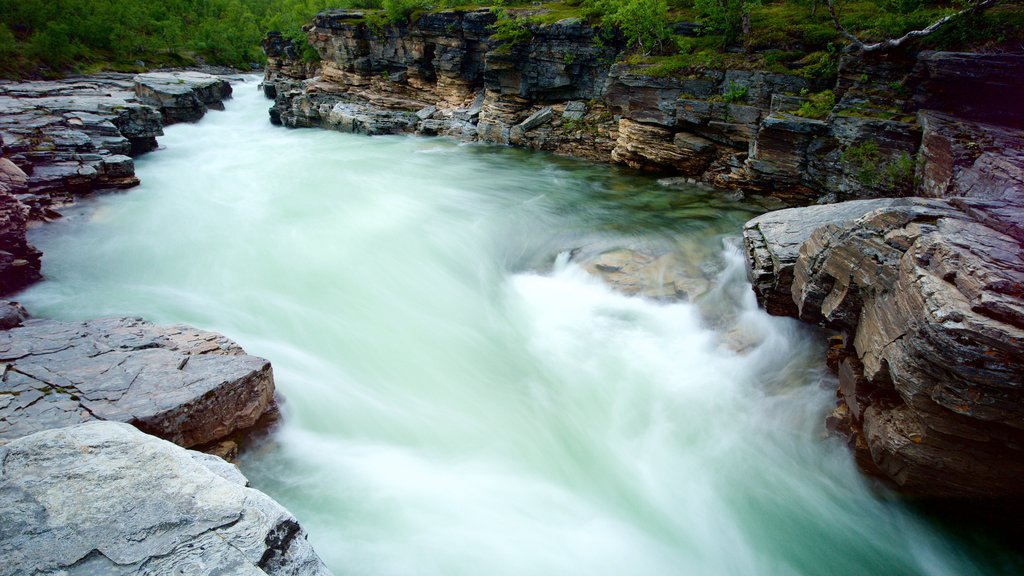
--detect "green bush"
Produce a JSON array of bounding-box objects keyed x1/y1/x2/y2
[
  {"x1": 583, "y1": 0, "x2": 671, "y2": 54},
  {"x1": 721, "y1": 82, "x2": 749, "y2": 103},
  {"x1": 489, "y1": 8, "x2": 533, "y2": 47}
]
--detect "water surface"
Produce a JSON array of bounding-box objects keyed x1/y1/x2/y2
[{"x1": 18, "y1": 77, "x2": 1019, "y2": 576}]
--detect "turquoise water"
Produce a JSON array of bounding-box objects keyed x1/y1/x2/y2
[{"x1": 17, "y1": 77, "x2": 1018, "y2": 575}]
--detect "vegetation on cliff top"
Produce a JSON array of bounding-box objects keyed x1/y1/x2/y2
[{"x1": 0, "y1": 0, "x2": 1020, "y2": 79}]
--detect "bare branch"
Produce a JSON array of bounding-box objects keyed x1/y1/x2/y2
[
  {"x1": 827, "y1": 0, "x2": 865, "y2": 50},
  {"x1": 828, "y1": 0, "x2": 1002, "y2": 53}
]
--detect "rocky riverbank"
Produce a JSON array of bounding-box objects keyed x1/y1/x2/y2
[
  {"x1": 0, "y1": 71, "x2": 232, "y2": 295},
  {"x1": 261, "y1": 10, "x2": 1024, "y2": 498},
  {"x1": 0, "y1": 72, "x2": 333, "y2": 573}
]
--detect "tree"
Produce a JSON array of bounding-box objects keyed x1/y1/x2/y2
[
  {"x1": 603, "y1": 0, "x2": 671, "y2": 55},
  {"x1": 694, "y1": 0, "x2": 762, "y2": 45}
]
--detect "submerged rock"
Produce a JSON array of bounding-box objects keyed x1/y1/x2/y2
[
  {"x1": 0, "y1": 317, "x2": 276, "y2": 448},
  {"x1": 0, "y1": 421, "x2": 331, "y2": 575}
]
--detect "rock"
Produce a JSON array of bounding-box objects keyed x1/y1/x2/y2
[
  {"x1": 562, "y1": 100, "x2": 587, "y2": 120},
  {"x1": 133, "y1": 71, "x2": 233, "y2": 124},
  {"x1": 0, "y1": 317, "x2": 276, "y2": 448},
  {"x1": 0, "y1": 421, "x2": 331, "y2": 575},
  {"x1": 611, "y1": 118, "x2": 716, "y2": 175},
  {"x1": 910, "y1": 51, "x2": 1024, "y2": 129},
  {"x1": 517, "y1": 106, "x2": 553, "y2": 132},
  {"x1": 0, "y1": 72, "x2": 233, "y2": 238},
  {"x1": 0, "y1": 300, "x2": 28, "y2": 329},
  {"x1": 742, "y1": 198, "x2": 894, "y2": 316},
  {"x1": 743, "y1": 197, "x2": 1024, "y2": 497},
  {"x1": 415, "y1": 104, "x2": 438, "y2": 121},
  {"x1": 0, "y1": 160, "x2": 42, "y2": 294},
  {"x1": 917, "y1": 111, "x2": 1024, "y2": 242},
  {"x1": 576, "y1": 247, "x2": 710, "y2": 301}
]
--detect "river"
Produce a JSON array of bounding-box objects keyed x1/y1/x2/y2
[{"x1": 17, "y1": 77, "x2": 1019, "y2": 575}]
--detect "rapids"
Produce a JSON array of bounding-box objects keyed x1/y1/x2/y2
[{"x1": 17, "y1": 77, "x2": 1019, "y2": 575}]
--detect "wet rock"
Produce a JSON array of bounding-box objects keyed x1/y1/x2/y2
[
  {"x1": 742, "y1": 198, "x2": 894, "y2": 316},
  {"x1": 0, "y1": 317, "x2": 276, "y2": 448},
  {"x1": 0, "y1": 421, "x2": 331, "y2": 576},
  {"x1": 576, "y1": 248, "x2": 710, "y2": 301},
  {"x1": 743, "y1": 197, "x2": 1024, "y2": 497}
]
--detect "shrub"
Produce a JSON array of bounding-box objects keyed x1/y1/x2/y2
[
  {"x1": 793, "y1": 89, "x2": 835, "y2": 119},
  {"x1": 489, "y1": 8, "x2": 533, "y2": 47},
  {"x1": 721, "y1": 82, "x2": 749, "y2": 103}
]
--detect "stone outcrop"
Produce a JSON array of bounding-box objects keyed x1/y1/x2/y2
[
  {"x1": 743, "y1": 192, "x2": 1024, "y2": 497},
  {"x1": 0, "y1": 316, "x2": 276, "y2": 450},
  {"x1": 0, "y1": 71, "x2": 234, "y2": 295},
  {"x1": 133, "y1": 71, "x2": 233, "y2": 124},
  {"x1": 0, "y1": 421, "x2": 331, "y2": 575},
  {"x1": 0, "y1": 159, "x2": 41, "y2": 294}
]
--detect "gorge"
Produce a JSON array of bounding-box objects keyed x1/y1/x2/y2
[
  {"x1": 0, "y1": 1, "x2": 1022, "y2": 574},
  {"x1": 12, "y1": 78, "x2": 1022, "y2": 575}
]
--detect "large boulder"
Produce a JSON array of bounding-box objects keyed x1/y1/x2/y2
[
  {"x1": 0, "y1": 317, "x2": 275, "y2": 449},
  {"x1": 0, "y1": 421, "x2": 331, "y2": 575}
]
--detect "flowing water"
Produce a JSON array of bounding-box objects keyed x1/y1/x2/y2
[{"x1": 17, "y1": 78, "x2": 1021, "y2": 575}]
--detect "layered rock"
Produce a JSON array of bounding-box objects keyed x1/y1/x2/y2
[
  {"x1": 0, "y1": 159, "x2": 41, "y2": 293},
  {"x1": 0, "y1": 72, "x2": 232, "y2": 221},
  {"x1": 0, "y1": 421, "x2": 331, "y2": 575},
  {"x1": 133, "y1": 71, "x2": 233, "y2": 124},
  {"x1": 0, "y1": 316, "x2": 276, "y2": 449},
  {"x1": 743, "y1": 194, "x2": 1024, "y2": 497}
]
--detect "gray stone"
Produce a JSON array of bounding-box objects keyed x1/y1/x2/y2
[
  {"x1": 0, "y1": 317, "x2": 276, "y2": 448},
  {"x1": 516, "y1": 106, "x2": 554, "y2": 132},
  {"x1": 562, "y1": 100, "x2": 587, "y2": 121},
  {"x1": 133, "y1": 72, "x2": 233, "y2": 124},
  {"x1": 0, "y1": 421, "x2": 331, "y2": 576}
]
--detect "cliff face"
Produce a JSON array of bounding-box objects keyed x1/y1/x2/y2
[
  {"x1": 264, "y1": 12, "x2": 1024, "y2": 497},
  {"x1": 262, "y1": 10, "x2": 1020, "y2": 205}
]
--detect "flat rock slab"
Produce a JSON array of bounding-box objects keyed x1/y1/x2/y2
[
  {"x1": 134, "y1": 72, "x2": 233, "y2": 124},
  {"x1": 0, "y1": 421, "x2": 331, "y2": 575},
  {"x1": 0, "y1": 317, "x2": 275, "y2": 448}
]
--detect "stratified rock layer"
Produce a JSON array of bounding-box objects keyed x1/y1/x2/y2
[
  {"x1": 743, "y1": 194, "x2": 1024, "y2": 497},
  {"x1": 0, "y1": 421, "x2": 331, "y2": 575},
  {"x1": 0, "y1": 317, "x2": 275, "y2": 448}
]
